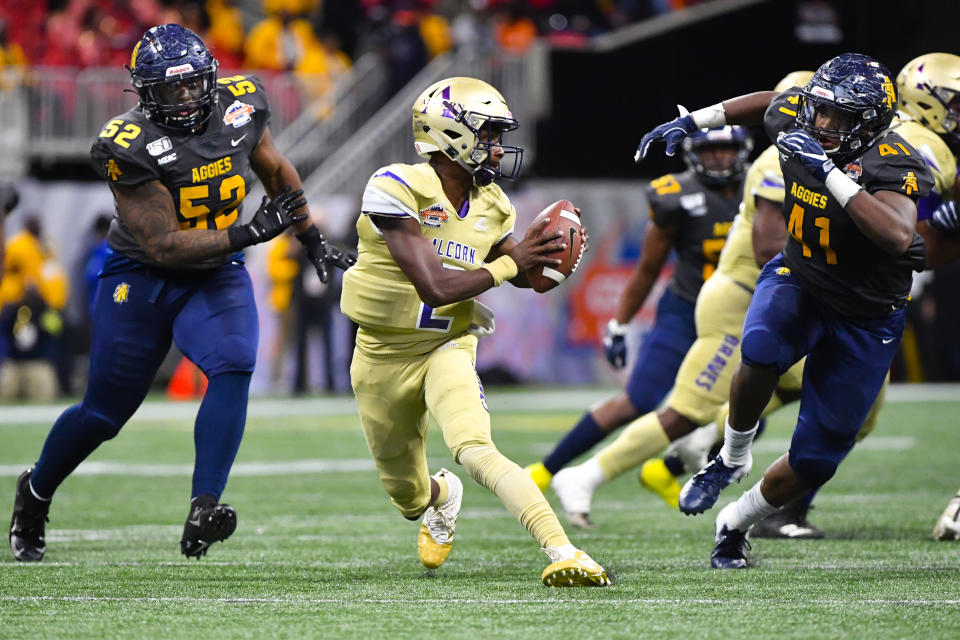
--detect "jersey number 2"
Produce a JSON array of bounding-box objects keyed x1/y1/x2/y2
[{"x1": 178, "y1": 175, "x2": 246, "y2": 230}]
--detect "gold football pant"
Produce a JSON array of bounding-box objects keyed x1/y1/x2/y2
[{"x1": 351, "y1": 333, "x2": 568, "y2": 548}]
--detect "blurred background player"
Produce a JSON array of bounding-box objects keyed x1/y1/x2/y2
[
  {"x1": 526, "y1": 126, "x2": 752, "y2": 510},
  {"x1": 549, "y1": 74, "x2": 808, "y2": 529},
  {"x1": 342, "y1": 76, "x2": 607, "y2": 586},
  {"x1": 8, "y1": 24, "x2": 351, "y2": 563},
  {"x1": 639, "y1": 53, "x2": 933, "y2": 568}
]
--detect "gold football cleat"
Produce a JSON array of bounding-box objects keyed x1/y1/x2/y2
[
  {"x1": 639, "y1": 458, "x2": 682, "y2": 510},
  {"x1": 418, "y1": 469, "x2": 463, "y2": 569},
  {"x1": 541, "y1": 548, "x2": 610, "y2": 587},
  {"x1": 525, "y1": 462, "x2": 553, "y2": 493}
]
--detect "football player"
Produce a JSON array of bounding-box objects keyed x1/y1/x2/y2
[
  {"x1": 526, "y1": 126, "x2": 751, "y2": 512},
  {"x1": 638, "y1": 53, "x2": 933, "y2": 568},
  {"x1": 341, "y1": 76, "x2": 608, "y2": 586},
  {"x1": 895, "y1": 53, "x2": 960, "y2": 540},
  {"x1": 8, "y1": 25, "x2": 352, "y2": 562}
]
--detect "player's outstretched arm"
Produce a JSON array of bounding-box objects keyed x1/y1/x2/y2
[
  {"x1": 378, "y1": 215, "x2": 564, "y2": 307},
  {"x1": 251, "y1": 127, "x2": 356, "y2": 282},
  {"x1": 636, "y1": 92, "x2": 776, "y2": 161},
  {"x1": 113, "y1": 180, "x2": 306, "y2": 265}
]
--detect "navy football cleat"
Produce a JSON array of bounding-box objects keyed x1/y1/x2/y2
[
  {"x1": 679, "y1": 453, "x2": 751, "y2": 515},
  {"x1": 750, "y1": 501, "x2": 824, "y2": 539},
  {"x1": 9, "y1": 468, "x2": 50, "y2": 562},
  {"x1": 180, "y1": 495, "x2": 237, "y2": 559},
  {"x1": 711, "y1": 525, "x2": 750, "y2": 569}
]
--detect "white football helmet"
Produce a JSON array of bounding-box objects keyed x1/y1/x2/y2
[
  {"x1": 774, "y1": 70, "x2": 815, "y2": 93},
  {"x1": 412, "y1": 76, "x2": 523, "y2": 186},
  {"x1": 897, "y1": 53, "x2": 960, "y2": 142}
]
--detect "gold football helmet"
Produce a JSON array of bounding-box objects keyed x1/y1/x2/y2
[
  {"x1": 412, "y1": 77, "x2": 523, "y2": 186},
  {"x1": 897, "y1": 53, "x2": 960, "y2": 137},
  {"x1": 774, "y1": 71, "x2": 814, "y2": 93}
]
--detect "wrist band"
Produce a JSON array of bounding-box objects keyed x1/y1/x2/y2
[
  {"x1": 825, "y1": 168, "x2": 863, "y2": 208},
  {"x1": 690, "y1": 103, "x2": 727, "y2": 129},
  {"x1": 481, "y1": 255, "x2": 519, "y2": 287}
]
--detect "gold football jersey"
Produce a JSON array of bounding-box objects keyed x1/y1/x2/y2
[
  {"x1": 716, "y1": 145, "x2": 785, "y2": 289},
  {"x1": 341, "y1": 162, "x2": 516, "y2": 357},
  {"x1": 894, "y1": 117, "x2": 957, "y2": 200}
]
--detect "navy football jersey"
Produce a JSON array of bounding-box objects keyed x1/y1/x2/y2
[
  {"x1": 763, "y1": 90, "x2": 935, "y2": 317},
  {"x1": 645, "y1": 169, "x2": 743, "y2": 303},
  {"x1": 90, "y1": 74, "x2": 271, "y2": 270}
]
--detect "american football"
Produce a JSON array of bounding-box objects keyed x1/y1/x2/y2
[{"x1": 527, "y1": 199, "x2": 585, "y2": 293}]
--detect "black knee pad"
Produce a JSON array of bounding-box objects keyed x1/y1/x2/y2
[{"x1": 789, "y1": 453, "x2": 838, "y2": 488}]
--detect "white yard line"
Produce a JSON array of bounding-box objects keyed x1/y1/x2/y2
[
  {"x1": 0, "y1": 383, "x2": 956, "y2": 426},
  {"x1": 0, "y1": 595, "x2": 956, "y2": 606}
]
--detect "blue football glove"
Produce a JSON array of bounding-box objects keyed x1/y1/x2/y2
[
  {"x1": 635, "y1": 108, "x2": 698, "y2": 162},
  {"x1": 930, "y1": 200, "x2": 960, "y2": 235},
  {"x1": 775, "y1": 129, "x2": 836, "y2": 182},
  {"x1": 603, "y1": 319, "x2": 629, "y2": 369}
]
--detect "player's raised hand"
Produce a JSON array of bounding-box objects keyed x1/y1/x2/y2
[
  {"x1": 775, "y1": 129, "x2": 836, "y2": 182},
  {"x1": 229, "y1": 186, "x2": 307, "y2": 249},
  {"x1": 930, "y1": 200, "x2": 960, "y2": 235},
  {"x1": 508, "y1": 216, "x2": 567, "y2": 272},
  {"x1": 636, "y1": 107, "x2": 698, "y2": 162},
  {"x1": 602, "y1": 319, "x2": 628, "y2": 369},
  {"x1": 296, "y1": 226, "x2": 358, "y2": 283}
]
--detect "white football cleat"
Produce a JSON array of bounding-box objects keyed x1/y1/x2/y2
[
  {"x1": 551, "y1": 462, "x2": 602, "y2": 529},
  {"x1": 932, "y1": 496, "x2": 960, "y2": 541},
  {"x1": 541, "y1": 545, "x2": 610, "y2": 587},
  {"x1": 418, "y1": 469, "x2": 463, "y2": 569}
]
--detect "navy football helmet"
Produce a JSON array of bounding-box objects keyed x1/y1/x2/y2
[
  {"x1": 682, "y1": 126, "x2": 753, "y2": 185},
  {"x1": 797, "y1": 53, "x2": 897, "y2": 163},
  {"x1": 129, "y1": 24, "x2": 219, "y2": 130}
]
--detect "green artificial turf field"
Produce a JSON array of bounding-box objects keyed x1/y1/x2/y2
[{"x1": 1, "y1": 387, "x2": 958, "y2": 639}]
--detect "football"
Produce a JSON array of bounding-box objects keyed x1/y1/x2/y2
[{"x1": 526, "y1": 199, "x2": 585, "y2": 293}]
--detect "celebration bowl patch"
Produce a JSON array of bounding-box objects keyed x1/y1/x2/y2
[
  {"x1": 223, "y1": 100, "x2": 255, "y2": 128},
  {"x1": 419, "y1": 203, "x2": 448, "y2": 227}
]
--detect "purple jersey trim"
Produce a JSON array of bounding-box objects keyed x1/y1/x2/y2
[{"x1": 374, "y1": 171, "x2": 410, "y2": 188}]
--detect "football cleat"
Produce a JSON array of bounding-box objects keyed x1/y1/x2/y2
[
  {"x1": 541, "y1": 547, "x2": 610, "y2": 587},
  {"x1": 711, "y1": 524, "x2": 751, "y2": 569},
  {"x1": 418, "y1": 468, "x2": 463, "y2": 569},
  {"x1": 180, "y1": 495, "x2": 237, "y2": 559},
  {"x1": 639, "y1": 458, "x2": 681, "y2": 510},
  {"x1": 525, "y1": 462, "x2": 553, "y2": 493},
  {"x1": 551, "y1": 466, "x2": 596, "y2": 529},
  {"x1": 750, "y1": 501, "x2": 824, "y2": 539},
  {"x1": 9, "y1": 468, "x2": 50, "y2": 562},
  {"x1": 679, "y1": 452, "x2": 752, "y2": 515},
  {"x1": 932, "y1": 496, "x2": 960, "y2": 541}
]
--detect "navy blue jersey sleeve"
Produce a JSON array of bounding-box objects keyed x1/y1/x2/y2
[
  {"x1": 216, "y1": 74, "x2": 271, "y2": 143},
  {"x1": 763, "y1": 90, "x2": 802, "y2": 144},
  {"x1": 861, "y1": 133, "x2": 935, "y2": 201},
  {"x1": 90, "y1": 116, "x2": 160, "y2": 186},
  {"x1": 645, "y1": 174, "x2": 685, "y2": 228}
]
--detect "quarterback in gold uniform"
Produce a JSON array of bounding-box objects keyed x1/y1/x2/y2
[{"x1": 341, "y1": 77, "x2": 608, "y2": 586}]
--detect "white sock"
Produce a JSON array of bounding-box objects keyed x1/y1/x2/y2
[
  {"x1": 719, "y1": 417, "x2": 757, "y2": 466},
  {"x1": 716, "y1": 483, "x2": 778, "y2": 533},
  {"x1": 543, "y1": 543, "x2": 578, "y2": 562}
]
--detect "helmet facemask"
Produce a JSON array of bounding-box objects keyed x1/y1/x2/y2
[
  {"x1": 797, "y1": 93, "x2": 885, "y2": 163},
  {"x1": 430, "y1": 100, "x2": 523, "y2": 186},
  {"x1": 133, "y1": 63, "x2": 218, "y2": 130},
  {"x1": 682, "y1": 127, "x2": 752, "y2": 186}
]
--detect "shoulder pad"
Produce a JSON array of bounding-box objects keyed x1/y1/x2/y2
[
  {"x1": 648, "y1": 173, "x2": 683, "y2": 197},
  {"x1": 90, "y1": 111, "x2": 160, "y2": 185}
]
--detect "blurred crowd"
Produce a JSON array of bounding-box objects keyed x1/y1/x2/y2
[{"x1": 0, "y1": 0, "x2": 716, "y2": 72}]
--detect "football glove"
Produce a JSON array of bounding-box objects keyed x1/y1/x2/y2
[
  {"x1": 603, "y1": 319, "x2": 629, "y2": 369},
  {"x1": 636, "y1": 107, "x2": 698, "y2": 161},
  {"x1": 295, "y1": 225, "x2": 357, "y2": 284},
  {"x1": 775, "y1": 129, "x2": 836, "y2": 182},
  {"x1": 929, "y1": 200, "x2": 960, "y2": 235},
  {"x1": 228, "y1": 186, "x2": 307, "y2": 250}
]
